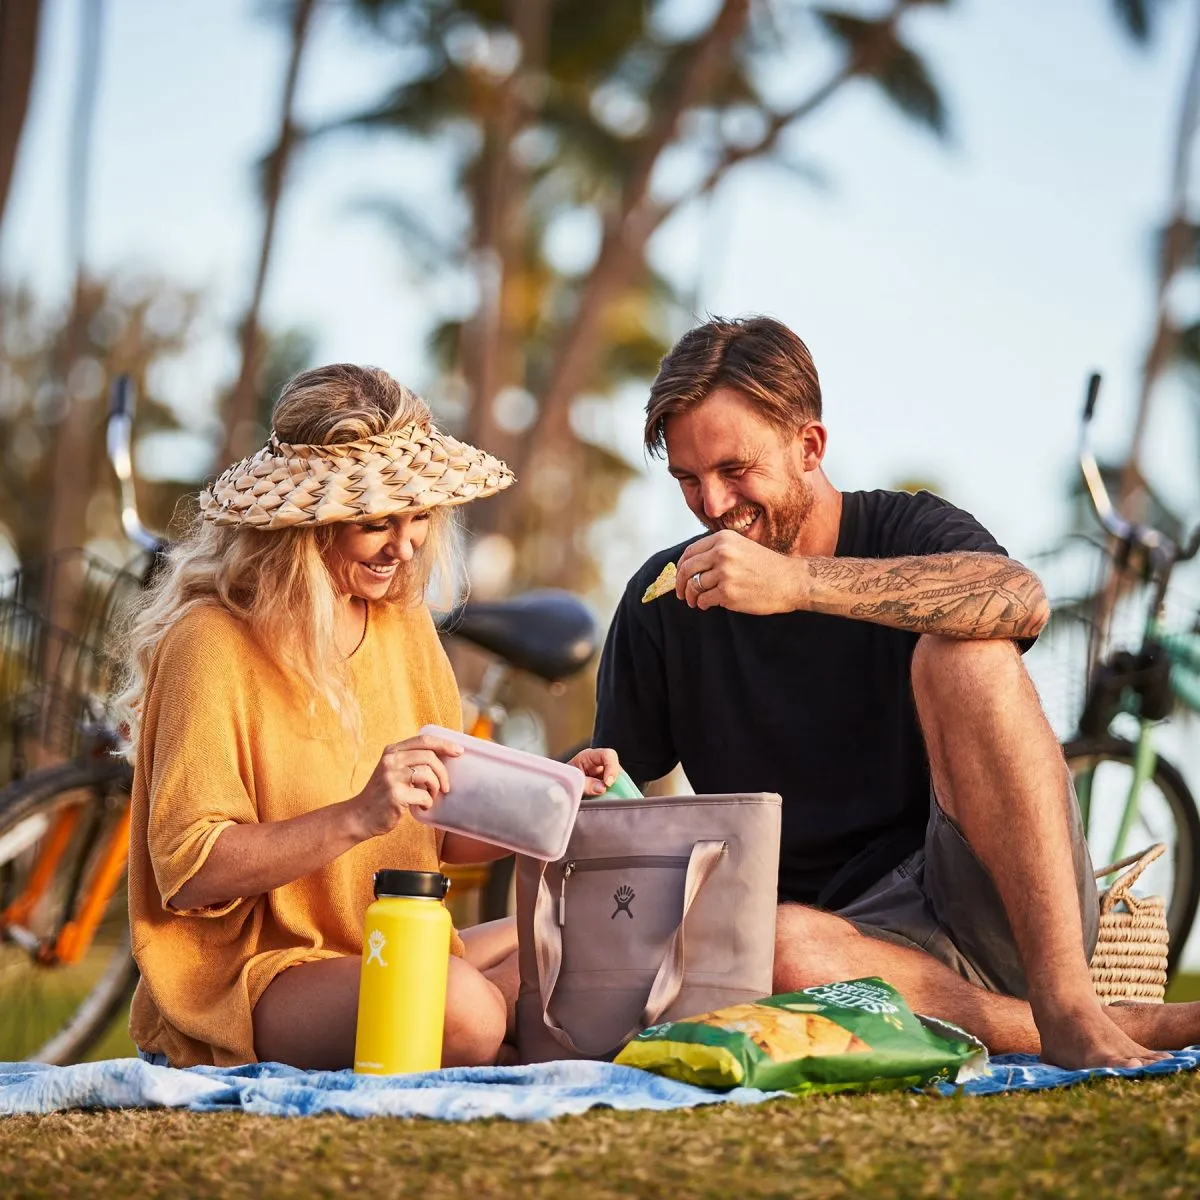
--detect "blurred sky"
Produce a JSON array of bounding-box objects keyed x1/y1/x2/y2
[{"x1": 6, "y1": 0, "x2": 1200, "y2": 958}]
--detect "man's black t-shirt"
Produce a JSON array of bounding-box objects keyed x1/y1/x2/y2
[{"x1": 593, "y1": 489, "x2": 1009, "y2": 907}]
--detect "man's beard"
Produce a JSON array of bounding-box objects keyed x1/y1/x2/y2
[{"x1": 703, "y1": 467, "x2": 814, "y2": 555}]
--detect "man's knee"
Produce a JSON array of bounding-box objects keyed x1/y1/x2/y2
[{"x1": 773, "y1": 903, "x2": 864, "y2": 992}]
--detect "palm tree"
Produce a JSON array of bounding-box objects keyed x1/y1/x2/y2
[
  {"x1": 1077, "y1": 0, "x2": 1200, "y2": 670},
  {"x1": 44, "y1": 0, "x2": 106, "y2": 561},
  {"x1": 335, "y1": 0, "x2": 955, "y2": 592},
  {"x1": 1120, "y1": 5, "x2": 1200, "y2": 502}
]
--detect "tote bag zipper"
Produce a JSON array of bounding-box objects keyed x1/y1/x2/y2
[{"x1": 558, "y1": 855, "x2": 690, "y2": 925}]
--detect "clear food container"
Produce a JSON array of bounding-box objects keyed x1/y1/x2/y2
[{"x1": 413, "y1": 725, "x2": 586, "y2": 860}]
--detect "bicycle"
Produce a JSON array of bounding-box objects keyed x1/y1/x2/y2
[
  {"x1": 1061, "y1": 372, "x2": 1200, "y2": 975},
  {"x1": 0, "y1": 378, "x2": 598, "y2": 1064}
]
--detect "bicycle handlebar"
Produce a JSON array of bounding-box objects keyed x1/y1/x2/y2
[
  {"x1": 1077, "y1": 372, "x2": 1200, "y2": 567},
  {"x1": 106, "y1": 375, "x2": 164, "y2": 555},
  {"x1": 1083, "y1": 372, "x2": 1101, "y2": 423}
]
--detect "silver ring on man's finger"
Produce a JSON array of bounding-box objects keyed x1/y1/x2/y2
[{"x1": 691, "y1": 571, "x2": 704, "y2": 590}]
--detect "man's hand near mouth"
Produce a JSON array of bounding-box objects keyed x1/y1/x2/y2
[{"x1": 676, "y1": 530, "x2": 802, "y2": 615}]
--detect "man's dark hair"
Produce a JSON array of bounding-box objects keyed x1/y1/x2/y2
[{"x1": 644, "y1": 316, "x2": 822, "y2": 457}]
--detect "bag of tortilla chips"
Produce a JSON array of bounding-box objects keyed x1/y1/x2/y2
[{"x1": 614, "y1": 977, "x2": 986, "y2": 1094}]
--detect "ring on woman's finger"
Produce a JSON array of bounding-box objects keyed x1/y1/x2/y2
[{"x1": 409, "y1": 765, "x2": 419, "y2": 786}]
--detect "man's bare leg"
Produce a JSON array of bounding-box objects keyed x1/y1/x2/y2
[
  {"x1": 776, "y1": 904, "x2": 1037, "y2": 1052},
  {"x1": 910, "y1": 635, "x2": 1165, "y2": 1068},
  {"x1": 775, "y1": 904, "x2": 1200, "y2": 1055}
]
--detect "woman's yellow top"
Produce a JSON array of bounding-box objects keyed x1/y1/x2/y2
[{"x1": 127, "y1": 600, "x2": 465, "y2": 1067}]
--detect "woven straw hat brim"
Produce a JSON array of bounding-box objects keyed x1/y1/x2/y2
[{"x1": 199, "y1": 423, "x2": 515, "y2": 529}]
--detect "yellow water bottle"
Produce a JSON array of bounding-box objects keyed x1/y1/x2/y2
[{"x1": 354, "y1": 869, "x2": 452, "y2": 1075}]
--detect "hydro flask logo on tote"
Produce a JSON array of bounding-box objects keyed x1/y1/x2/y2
[{"x1": 612, "y1": 885, "x2": 635, "y2": 919}]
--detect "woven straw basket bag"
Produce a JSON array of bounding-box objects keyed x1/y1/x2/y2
[{"x1": 1090, "y1": 843, "x2": 1170, "y2": 1004}]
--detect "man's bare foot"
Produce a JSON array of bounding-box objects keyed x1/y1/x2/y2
[
  {"x1": 1107, "y1": 997, "x2": 1200, "y2": 1054},
  {"x1": 1034, "y1": 998, "x2": 1169, "y2": 1069}
]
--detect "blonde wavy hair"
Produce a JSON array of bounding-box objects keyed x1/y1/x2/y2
[{"x1": 115, "y1": 365, "x2": 462, "y2": 757}]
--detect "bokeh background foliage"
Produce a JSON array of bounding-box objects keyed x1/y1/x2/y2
[{"x1": 1, "y1": 0, "x2": 1198, "y2": 798}]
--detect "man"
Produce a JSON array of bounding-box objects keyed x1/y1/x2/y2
[{"x1": 594, "y1": 315, "x2": 1200, "y2": 1068}]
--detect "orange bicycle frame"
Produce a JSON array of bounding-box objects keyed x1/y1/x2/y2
[
  {"x1": 53, "y1": 804, "x2": 130, "y2": 964},
  {"x1": 1, "y1": 806, "x2": 84, "y2": 929},
  {"x1": 1, "y1": 800, "x2": 130, "y2": 966}
]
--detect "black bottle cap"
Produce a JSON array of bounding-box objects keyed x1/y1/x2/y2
[{"x1": 373, "y1": 869, "x2": 450, "y2": 900}]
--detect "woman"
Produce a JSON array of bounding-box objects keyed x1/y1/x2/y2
[{"x1": 118, "y1": 364, "x2": 618, "y2": 1070}]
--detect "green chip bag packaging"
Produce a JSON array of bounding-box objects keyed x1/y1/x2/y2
[{"x1": 615, "y1": 978, "x2": 987, "y2": 1094}]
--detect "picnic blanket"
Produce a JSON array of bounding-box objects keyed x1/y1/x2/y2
[{"x1": 2, "y1": 1048, "x2": 1199, "y2": 1120}]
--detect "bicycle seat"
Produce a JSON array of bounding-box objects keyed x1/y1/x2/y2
[{"x1": 439, "y1": 590, "x2": 598, "y2": 682}]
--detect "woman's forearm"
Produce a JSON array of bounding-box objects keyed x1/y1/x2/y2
[{"x1": 168, "y1": 800, "x2": 364, "y2": 911}]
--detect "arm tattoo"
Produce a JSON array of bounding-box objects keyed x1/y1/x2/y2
[{"x1": 805, "y1": 553, "x2": 1050, "y2": 639}]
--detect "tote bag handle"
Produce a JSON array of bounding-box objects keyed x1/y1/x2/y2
[{"x1": 532, "y1": 839, "x2": 727, "y2": 1057}]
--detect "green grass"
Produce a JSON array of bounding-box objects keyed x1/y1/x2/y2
[
  {"x1": 1166, "y1": 971, "x2": 1200, "y2": 1002},
  {"x1": 2, "y1": 977, "x2": 1198, "y2": 1198},
  {"x1": 3, "y1": 1074, "x2": 1200, "y2": 1199}
]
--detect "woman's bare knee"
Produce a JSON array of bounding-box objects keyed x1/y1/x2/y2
[
  {"x1": 442, "y1": 956, "x2": 506, "y2": 1067},
  {"x1": 253, "y1": 957, "x2": 360, "y2": 1070}
]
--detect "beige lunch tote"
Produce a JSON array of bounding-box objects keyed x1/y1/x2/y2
[{"x1": 516, "y1": 792, "x2": 782, "y2": 1063}]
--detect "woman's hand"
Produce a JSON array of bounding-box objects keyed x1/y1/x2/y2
[
  {"x1": 347, "y1": 733, "x2": 465, "y2": 840},
  {"x1": 570, "y1": 746, "x2": 621, "y2": 796}
]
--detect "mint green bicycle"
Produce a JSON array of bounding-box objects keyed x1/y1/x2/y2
[{"x1": 1063, "y1": 374, "x2": 1200, "y2": 975}]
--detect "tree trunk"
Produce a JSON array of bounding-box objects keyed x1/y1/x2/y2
[
  {"x1": 461, "y1": 0, "x2": 549, "y2": 545},
  {"x1": 0, "y1": 0, "x2": 41, "y2": 238},
  {"x1": 1121, "y1": 9, "x2": 1200, "y2": 498},
  {"x1": 515, "y1": 0, "x2": 751, "y2": 586},
  {"x1": 220, "y1": 0, "x2": 317, "y2": 467},
  {"x1": 46, "y1": 0, "x2": 104, "y2": 561},
  {"x1": 516, "y1": 0, "x2": 921, "y2": 588}
]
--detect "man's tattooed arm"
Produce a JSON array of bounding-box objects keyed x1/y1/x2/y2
[{"x1": 802, "y1": 553, "x2": 1050, "y2": 639}]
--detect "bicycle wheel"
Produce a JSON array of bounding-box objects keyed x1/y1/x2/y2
[
  {"x1": 0, "y1": 756, "x2": 138, "y2": 1063},
  {"x1": 1064, "y1": 734, "x2": 1200, "y2": 975}
]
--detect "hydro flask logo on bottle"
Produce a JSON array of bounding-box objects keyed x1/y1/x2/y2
[
  {"x1": 612, "y1": 885, "x2": 635, "y2": 919},
  {"x1": 366, "y1": 929, "x2": 387, "y2": 967}
]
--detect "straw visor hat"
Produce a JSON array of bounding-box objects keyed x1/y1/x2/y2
[{"x1": 199, "y1": 421, "x2": 515, "y2": 529}]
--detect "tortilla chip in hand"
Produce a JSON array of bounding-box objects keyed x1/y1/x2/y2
[{"x1": 641, "y1": 561, "x2": 678, "y2": 604}]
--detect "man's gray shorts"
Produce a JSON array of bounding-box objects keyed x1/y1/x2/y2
[{"x1": 832, "y1": 791, "x2": 1100, "y2": 999}]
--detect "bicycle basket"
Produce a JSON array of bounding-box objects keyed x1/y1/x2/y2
[{"x1": 0, "y1": 549, "x2": 143, "y2": 764}]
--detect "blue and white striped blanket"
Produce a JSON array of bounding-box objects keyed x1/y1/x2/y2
[{"x1": 2, "y1": 1048, "x2": 1198, "y2": 1120}]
